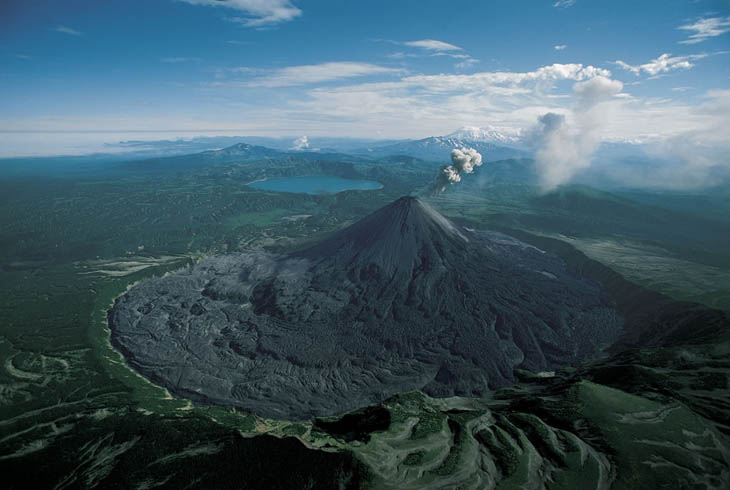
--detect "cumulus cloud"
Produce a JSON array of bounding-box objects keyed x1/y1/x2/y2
[
  {"x1": 615, "y1": 53, "x2": 706, "y2": 76},
  {"x1": 55, "y1": 25, "x2": 82, "y2": 36},
  {"x1": 430, "y1": 147, "x2": 483, "y2": 193},
  {"x1": 180, "y1": 0, "x2": 301, "y2": 26},
  {"x1": 403, "y1": 63, "x2": 611, "y2": 92},
  {"x1": 678, "y1": 16, "x2": 730, "y2": 44},
  {"x1": 532, "y1": 75, "x2": 623, "y2": 191},
  {"x1": 244, "y1": 62, "x2": 400, "y2": 87},
  {"x1": 554, "y1": 45, "x2": 567, "y2": 51},
  {"x1": 290, "y1": 135, "x2": 309, "y2": 150},
  {"x1": 572, "y1": 75, "x2": 624, "y2": 105}
]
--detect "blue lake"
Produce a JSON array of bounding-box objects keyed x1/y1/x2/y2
[{"x1": 248, "y1": 176, "x2": 383, "y2": 195}]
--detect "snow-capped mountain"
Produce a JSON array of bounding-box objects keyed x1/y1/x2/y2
[
  {"x1": 357, "y1": 128, "x2": 526, "y2": 162},
  {"x1": 446, "y1": 126, "x2": 522, "y2": 145}
]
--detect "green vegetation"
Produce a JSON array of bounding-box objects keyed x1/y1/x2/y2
[
  {"x1": 1, "y1": 151, "x2": 729, "y2": 488},
  {"x1": 410, "y1": 409, "x2": 447, "y2": 440},
  {"x1": 429, "y1": 419, "x2": 467, "y2": 476},
  {"x1": 402, "y1": 450, "x2": 426, "y2": 466}
]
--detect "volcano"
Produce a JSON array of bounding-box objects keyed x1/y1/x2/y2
[{"x1": 109, "y1": 197, "x2": 623, "y2": 419}]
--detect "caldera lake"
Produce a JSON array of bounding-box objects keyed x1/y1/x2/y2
[{"x1": 247, "y1": 176, "x2": 383, "y2": 195}]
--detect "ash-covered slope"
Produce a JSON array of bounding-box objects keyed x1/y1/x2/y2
[
  {"x1": 109, "y1": 197, "x2": 623, "y2": 420},
  {"x1": 295, "y1": 196, "x2": 469, "y2": 276}
]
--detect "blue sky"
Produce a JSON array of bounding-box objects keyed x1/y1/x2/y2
[{"x1": 1, "y1": 0, "x2": 729, "y2": 152}]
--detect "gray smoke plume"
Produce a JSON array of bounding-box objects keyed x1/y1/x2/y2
[{"x1": 430, "y1": 147, "x2": 483, "y2": 193}]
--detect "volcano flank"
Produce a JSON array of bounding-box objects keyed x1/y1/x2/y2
[{"x1": 109, "y1": 197, "x2": 623, "y2": 419}]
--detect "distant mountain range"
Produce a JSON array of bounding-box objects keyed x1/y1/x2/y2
[
  {"x1": 115, "y1": 126, "x2": 529, "y2": 171},
  {"x1": 445, "y1": 125, "x2": 522, "y2": 145},
  {"x1": 110, "y1": 128, "x2": 729, "y2": 192},
  {"x1": 107, "y1": 127, "x2": 527, "y2": 164},
  {"x1": 353, "y1": 126, "x2": 526, "y2": 162}
]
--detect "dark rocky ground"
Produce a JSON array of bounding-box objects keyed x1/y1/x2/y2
[{"x1": 109, "y1": 197, "x2": 624, "y2": 419}]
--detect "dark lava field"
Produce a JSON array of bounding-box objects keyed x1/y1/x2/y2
[{"x1": 109, "y1": 197, "x2": 623, "y2": 419}]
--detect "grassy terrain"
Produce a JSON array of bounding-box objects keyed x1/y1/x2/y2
[{"x1": 310, "y1": 339, "x2": 730, "y2": 489}]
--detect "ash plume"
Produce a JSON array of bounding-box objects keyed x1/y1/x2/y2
[{"x1": 429, "y1": 147, "x2": 483, "y2": 193}]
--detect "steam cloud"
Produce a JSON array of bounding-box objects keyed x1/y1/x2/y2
[
  {"x1": 430, "y1": 147, "x2": 484, "y2": 193},
  {"x1": 532, "y1": 75, "x2": 623, "y2": 191},
  {"x1": 290, "y1": 135, "x2": 310, "y2": 151}
]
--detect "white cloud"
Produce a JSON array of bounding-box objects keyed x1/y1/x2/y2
[
  {"x1": 270, "y1": 63, "x2": 727, "y2": 178},
  {"x1": 181, "y1": 0, "x2": 301, "y2": 26},
  {"x1": 615, "y1": 53, "x2": 706, "y2": 76},
  {"x1": 243, "y1": 62, "x2": 400, "y2": 87},
  {"x1": 572, "y1": 75, "x2": 623, "y2": 103},
  {"x1": 554, "y1": 45, "x2": 567, "y2": 51},
  {"x1": 600, "y1": 91, "x2": 730, "y2": 190},
  {"x1": 531, "y1": 76, "x2": 624, "y2": 190},
  {"x1": 55, "y1": 25, "x2": 82, "y2": 36},
  {"x1": 401, "y1": 64, "x2": 611, "y2": 93},
  {"x1": 400, "y1": 39, "x2": 478, "y2": 68},
  {"x1": 404, "y1": 39, "x2": 463, "y2": 52},
  {"x1": 553, "y1": 0, "x2": 576, "y2": 8},
  {"x1": 678, "y1": 16, "x2": 730, "y2": 44},
  {"x1": 454, "y1": 57, "x2": 479, "y2": 69},
  {"x1": 290, "y1": 135, "x2": 309, "y2": 150}
]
